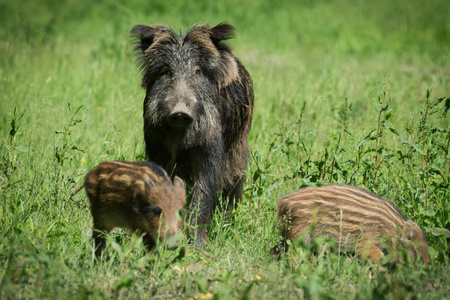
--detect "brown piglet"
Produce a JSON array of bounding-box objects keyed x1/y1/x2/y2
[
  {"x1": 271, "y1": 184, "x2": 430, "y2": 264},
  {"x1": 72, "y1": 161, "x2": 186, "y2": 257}
]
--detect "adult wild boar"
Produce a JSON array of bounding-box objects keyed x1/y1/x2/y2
[{"x1": 130, "y1": 23, "x2": 254, "y2": 247}]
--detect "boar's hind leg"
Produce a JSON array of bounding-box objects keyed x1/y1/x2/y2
[
  {"x1": 92, "y1": 229, "x2": 108, "y2": 258},
  {"x1": 92, "y1": 219, "x2": 113, "y2": 258}
]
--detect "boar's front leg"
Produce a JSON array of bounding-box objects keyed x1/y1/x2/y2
[
  {"x1": 187, "y1": 149, "x2": 221, "y2": 248},
  {"x1": 142, "y1": 234, "x2": 157, "y2": 251}
]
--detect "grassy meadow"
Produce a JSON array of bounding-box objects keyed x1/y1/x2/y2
[{"x1": 1, "y1": 0, "x2": 449, "y2": 298}]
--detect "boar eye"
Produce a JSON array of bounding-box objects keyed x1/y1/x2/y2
[
  {"x1": 140, "y1": 205, "x2": 162, "y2": 217},
  {"x1": 159, "y1": 66, "x2": 172, "y2": 78},
  {"x1": 163, "y1": 71, "x2": 172, "y2": 79},
  {"x1": 151, "y1": 206, "x2": 162, "y2": 216},
  {"x1": 153, "y1": 206, "x2": 162, "y2": 216},
  {"x1": 194, "y1": 67, "x2": 202, "y2": 76},
  {"x1": 176, "y1": 208, "x2": 184, "y2": 221}
]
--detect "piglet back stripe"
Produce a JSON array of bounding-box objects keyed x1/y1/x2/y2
[
  {"x1": 279, "y1": 185, "x2": 406, "y2": 225},
  {"x1": 341, "y1": 185, "x2": 407, "y2": 221},
  {"x1": 277, "y1": 185, "x2": 408, "y2": 235},
  {"x1": 95, "y1": 161, "x2": 170, "y2": 185}
]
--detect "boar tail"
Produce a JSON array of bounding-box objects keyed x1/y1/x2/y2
[{"x1": 70, "y1": 184, "x2": 85, "y2": 198}]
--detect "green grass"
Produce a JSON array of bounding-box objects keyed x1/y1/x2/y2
[{"x1": 1, "y1": 0, "x2": 449, "y2": 298}]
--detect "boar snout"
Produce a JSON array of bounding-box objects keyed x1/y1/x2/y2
[
  {"x1": 168, "y1": 111, "x2": 193, "y2": 128},
  {"x1": 165, "y1": 232, "x2": 183, "y2": 250}
]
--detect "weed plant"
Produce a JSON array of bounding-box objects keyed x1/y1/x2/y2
[{"x1": 1, "y1": 0, "x2": 449, "y2": 298}]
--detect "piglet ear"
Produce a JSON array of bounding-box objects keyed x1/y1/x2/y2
[
  {"x1": 402, "y1": 220, "x2": 417, "y2": 241},
  {"x1": 173, "y1": 176, "x2": 185, "y2": 189},
  {"x1": 210, "y1": 23, "x2": 235, "y2": 46},
  {"x1": 133, "y1": 174, "x2": 155, "y2": 214},
  {"x1": 143, "y1": 174, "x2": 154, "y2": 194}
]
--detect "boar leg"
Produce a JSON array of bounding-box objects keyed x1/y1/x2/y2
[
  {"x1": 188, "y1": 153, "x2": 220, "y2": 248},
  {"x1": 142, "y1": 234, "x2": 157, "y2": 252},
  {"x1": 92, "y1": 229, "x2": 108, "y2": 258},
  {"x1": 92, "y1": 218, "x2": 113, "y2": 258},
  {"x1": 366, "y1": 246, "x2": 384, "y2": 262},
  {"x1": 188, "y1": 185, "x2": 216, "y2": 248},
  {"x1": 358, "y1": 240, "x2": 384, "y2": 262},
  {"x1": 270, "y1": 238, "x2": 290, "y2": 260}
]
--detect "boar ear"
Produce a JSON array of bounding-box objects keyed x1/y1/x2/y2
[
  {"x1": 402, "y1": 220, "x2": 416, "y2": 242},
  {"x1": 143, "y1": 174, "x2": 155, "y2": 194},
  {"x1": 131, "y1": 24, "x2": 173, "y2": 54},
  {"x1": 173, "y1": 176, "x2": 185, "y2": 189},
  {"x1": 133, "y1": 175, "x2": 154, "y2": 213},
  {"x1": 210, "y1": 23, "x2": 235, "y2": 48},
  {"x1": 130, "y1": 25, "x2": 159, "y2": 54}
]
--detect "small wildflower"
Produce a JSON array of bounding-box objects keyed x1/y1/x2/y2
[
  {"x1": 172, "y1": 265, "x2": 188, "y2": 275},
  {"x1": 172, "y1": 265, "x2": 182, "y2": 275},
  {"x1": 83, "y1": 159, "x2": 87, "y2": 163},
  {"x1": 199, "y1": 293, "x2": 213, "y2": 299},
  {"x1": 253, "y1": 274, "x2": 262, "y2": 281}
]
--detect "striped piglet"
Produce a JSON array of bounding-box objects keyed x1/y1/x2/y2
[
  {"x1": 72, "y1": 161, "x2": 186, "y2": 257},
  {"x1": 271, "y1": 184, "x2": 429, "y2": 264}
]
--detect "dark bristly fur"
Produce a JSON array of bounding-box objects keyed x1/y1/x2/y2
[
  {"x1": 73, "y1": 161, "x2": 186, "y2": 257},
  {"x1": 130, "y1": 23, "x2": 254, "y2": 247},
  {"x1": 271, "y1": 185, "x2": 430, "y2": 264}
]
